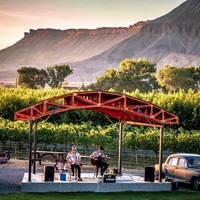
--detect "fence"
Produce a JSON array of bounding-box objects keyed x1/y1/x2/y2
[{"x1": 0, "y1": 141, "x2": 172, "y2": 168}]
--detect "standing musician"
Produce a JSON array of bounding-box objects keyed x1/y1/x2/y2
[
  {"x1": 90, "y1": 146, "x2": 109, "y2": 176},
  {"x1": 66, "y1": 145, "x2": 82, "y2": 181}
]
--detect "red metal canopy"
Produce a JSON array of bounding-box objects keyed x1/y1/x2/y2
[{"x1": 14, "y1": 90, "x2": 179, "y2": 126}]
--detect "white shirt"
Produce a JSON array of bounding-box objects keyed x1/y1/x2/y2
[{"x1": 67, "y1": 151, "x2": 81, "y2": 165}]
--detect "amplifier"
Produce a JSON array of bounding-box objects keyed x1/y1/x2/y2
[{"x1": 103, "y1": 174, "x2": 116, "y2": 183}]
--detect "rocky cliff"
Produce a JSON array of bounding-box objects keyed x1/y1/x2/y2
[{"x1": 0, "y1": 21, "x2": 147, "y2": 83}]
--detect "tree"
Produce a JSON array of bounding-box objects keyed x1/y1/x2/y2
[
  {"x1": 17, "y1": 67, "x2": 46, "y2": 89},
  {"x1": 157, "y1": 65, "x2": 198, "y2": 92},
  {"x1": 117, "y1": 58, "x2": 158, "y2": 92},
  {"x1": 45, "y1": 65, "x2": 73, "y2": 89},
  {"x1": 87, "y1": 58, "x2": 158, "y2": 93},
  {"x1": 194, "y1": 66, "x2": 200, "y2": 91},
  {"x1": 95, "y1": 68, "x2": 119, "y2": 90}
]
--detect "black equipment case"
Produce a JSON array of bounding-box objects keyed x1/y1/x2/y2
[{"x1": 103, "y1": 174, "x2": 116, "y2": 183}]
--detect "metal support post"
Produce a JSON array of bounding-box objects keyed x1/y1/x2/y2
[
  {"x1": 28, "y1": 120, "x2": 33, "y2": 182},
  {"x1": 118, "y1": 122, "x2": 123, "y2": 174},
  {"x1": 158, "y1": 124, "x2": 164, "y2": 182},
  {"x1": 33, "y1": 121, "x2": 37, "y2": 174}
]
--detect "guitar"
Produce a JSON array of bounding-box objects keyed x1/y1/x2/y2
[{"x1": 91, "y1": 156, "x2": 107, "y2": 165}]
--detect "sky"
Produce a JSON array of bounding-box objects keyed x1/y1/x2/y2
[{"x1": 0, "y1": 0, "x2": 186, "y2": 50}]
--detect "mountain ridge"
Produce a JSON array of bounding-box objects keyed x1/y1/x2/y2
[{"x1": 67, "y1": 0, "x2": 200, "y2": 83}]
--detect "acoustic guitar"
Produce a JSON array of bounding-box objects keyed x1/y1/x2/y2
[{"x1": 91, "y1": 156, "x2": 107, "y2": 165}]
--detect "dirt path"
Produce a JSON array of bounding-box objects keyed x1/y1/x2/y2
[{"x1": 0, "y1": 158, "x2": 54, "y2": 170}]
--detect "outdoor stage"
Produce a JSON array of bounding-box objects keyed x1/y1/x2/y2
[{"x1": 21, "y1": 172, "x2": 171, "y2": 193}]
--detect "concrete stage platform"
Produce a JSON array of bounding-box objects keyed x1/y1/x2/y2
[{"x1": 21, "y1": 172, "x2": 171, "y2": 193}]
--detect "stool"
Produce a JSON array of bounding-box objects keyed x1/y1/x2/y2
[{"x1": 68, "y1": 165, "x2": 78, "y2": 181}]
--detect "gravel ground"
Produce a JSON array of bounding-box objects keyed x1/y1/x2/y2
[{"x1": 0, "y1": 159, "x2": 48, "y2": 194}]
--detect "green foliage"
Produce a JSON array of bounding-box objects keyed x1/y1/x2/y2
[
  {"x1": 1, "y1": 88, "x2": 200, "y2": 129},
  {"x1": 0, "y1": 117, "x2": 29, "y2": 144},
  {"x1": 157, "y1": 65, "x2": 199, "y2": 92},
  {"x1": 95, "y1": 68, "x2": 119, "y2": 91},
  {"x1": 87, "y1": 58, "x2": 158, "y2": 93},
  {"x1": 1, "y1": 88, "x2": 200, "y2": 155},
  {"x1": 17, "y1": 65, "x2": 73, "y2": 89},
  {"x1": 45, "y1": 65, "x2": 73, "y2": 89},
  {"x1": 17, "y1": 67, "x2": 46, "y2": 89},
  {"x1": 0, "y1": 88, "x2": 69, "y2": 120},
  {"x1": 125, "y1": 89, "x2": 200, "y2": 130},
  {"x1": 86, "y1": 57, "x2": 199, "y2": 94},
  {"x1": 194, "y1": 66, "x2": 200, "y2": 88},
  {"x1": 117, "y1": 58, "x2": 157, "y2": 92},
  {"x1": 1, "y1": 116, "x2": 200, "y2": 155},
  {"x1": 55, "y1": 109, "x2": 117, "y2": 126}
]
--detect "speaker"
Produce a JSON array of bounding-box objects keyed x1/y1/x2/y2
[
  {"x1": 145, "y1": 166, "x2": 155, "y2": 182},
  {"x1": 43, "y1": 166, "x2": 54, "y2": 182}
]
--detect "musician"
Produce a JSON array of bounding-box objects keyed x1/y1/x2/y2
[
  {"x1": 90, "y1": 146, "x2": 109, "y2": 176},
  {"x1": 66, "y1": 145, "x2": 82, "y2": 181}
]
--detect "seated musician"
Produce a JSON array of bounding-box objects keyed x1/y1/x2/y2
[
  {"x1": 90, "y1": 146, "x2": 109, "y2": 176},
  {"x1": 66, "y1": 145, "x2": 82, "y2": 181}
]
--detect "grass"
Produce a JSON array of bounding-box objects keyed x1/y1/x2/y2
[{"x1": 0, "y1": 191, "x2": 200, "y2": 200}]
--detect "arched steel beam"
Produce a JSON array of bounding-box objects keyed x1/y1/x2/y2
[{"x1": 14, "y1": 90, "x2": 179, "y2": 125}]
